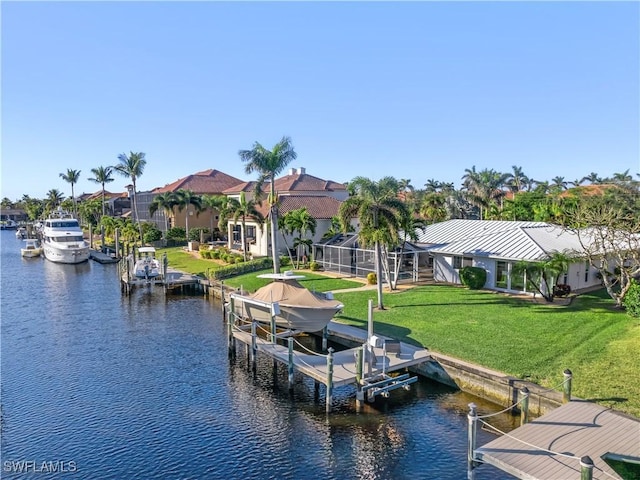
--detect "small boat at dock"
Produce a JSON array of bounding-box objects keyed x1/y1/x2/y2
[
  {"x1": 21, "y1": 238, "x2": 42, "y2": 258},
  {"x1": 133, "y1": 246, "x2": 161, "y2": 281}
]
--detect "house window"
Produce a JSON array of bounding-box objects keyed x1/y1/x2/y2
[
  {"x1": 246, "y1": 226, "x2": 256, "y2": 239},
  {"x1": 496, "y1": 261, "x2": 508, "y2": 288},
  {"x1": 511, "y1": 267, "x2": 526, "y2": 291},
  {"x1": 453, "y1": 256, "x2": 462, "y2": 269},
  {"x1": 463, "y1": 257, "x2": 473, "y2": 267}
]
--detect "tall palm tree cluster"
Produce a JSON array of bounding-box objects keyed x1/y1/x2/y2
[{"x1": 407, "y1": 165, "x2": 640, "y2": 224}]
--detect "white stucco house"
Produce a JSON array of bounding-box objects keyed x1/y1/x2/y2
[{"x1": 415, "y1": 220, "x2": 603, "y2": 295}]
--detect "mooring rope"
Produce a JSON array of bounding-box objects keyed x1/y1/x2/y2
[
  {"x1": 478, "y1": 420, "x2": 582, "y2": 461},
  {"x1": 477, "y1": 397, "x2": 525, "y2": 419}
]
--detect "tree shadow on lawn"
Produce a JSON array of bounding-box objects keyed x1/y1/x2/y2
[{"x1": 335, "y1": 316, "x2": 423, "y2": 348}]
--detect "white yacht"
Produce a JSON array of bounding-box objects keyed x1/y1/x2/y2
[{"x1": 41, "y1": 209, "x2": 90, "y2": 264}]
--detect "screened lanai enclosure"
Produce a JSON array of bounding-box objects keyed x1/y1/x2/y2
[{"x1": 312, "y1": 234, "x2": 431, "y2": 285}]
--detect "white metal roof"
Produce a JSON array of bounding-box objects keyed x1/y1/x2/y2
[{"x1": 417, "y1": 220, "x2": 584, "y2": 261}]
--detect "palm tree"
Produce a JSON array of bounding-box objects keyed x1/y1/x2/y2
[
  {"x1": 149, "y1": 192, "x2": 178, "y2": 236},
  {"x1": 424, "y1": 179, "x2": 441, "y2": 193},
  {"x1": 461, "y1": 167, "x2": 508, "y2": 220},
  {"x1": 239, "y1": 136, "x2": 297, "y2": 273},
  {"x1": 220, "y1": 192, "x2": 264, "y2": 261},
  {"x1": 611, "y1": 169, "x2": 633, "y2": 184},
  {"x1": 88, "y1": 166, "x2": 115, "y2": 217},
  {"x1": 420, "y1": 192, "x2": 447, "y2": 224},
  {"x1": 45, "y1": 189, "x2": 65, "y2": 212},
  {"x1": 113, "y1": 151, "x2": 147, "y2": 240},
  {"x1": 505, "y1": 165, "x2": 529, "y2": 193},
  {"x1": 338, "y1": 176, "x2": 409, "y2": 310},
  {"x1": 550, "y1": 176, "x2": 568, "y2": 191},
  {"x1": 59, "y1": 168, "x2": 81, "y2": 216},
  {"x1": 201, "y1": 194, "x2": 229, "y2": 240},
  {"x1": 173, "y1": 189, "x2": 202, "y2": 240},
  {"x1": 283, "y1": 207, "x2": 317, "y2": 267},
  {"x1": 580, "y1": 172, "x2": 603, "y2": 185}
]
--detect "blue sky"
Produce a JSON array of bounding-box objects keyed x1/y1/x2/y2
[{"x1": 2, "y1": 1, "x2": 639, "y2": 201}]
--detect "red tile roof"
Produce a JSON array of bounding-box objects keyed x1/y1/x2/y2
[
  {"x1": 222, "y1": 181, "x2": 257, "y2": 195},
  {"x1": 255, "y1": 195, "x2": 341, "y2": 219},
  {"x1": 274, "y1": 170, "x2": 346, "y2": 193},
  {"x1": 154, "y1": 169, "x2": 243, "y2": 194}
]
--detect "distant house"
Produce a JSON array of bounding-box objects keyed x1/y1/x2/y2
[
  {"x1": 415, "y1": 220, "x2": 602, "y2": 294},
  {"x1": 83, "y1": 190, "x2": 131, "y2": 217},
  {"x1": 222, "y1": 167, "x2": 349, "y2": 258},
  {"x1": 146, "y1": 169, "x2": 243, "y2": 234}
]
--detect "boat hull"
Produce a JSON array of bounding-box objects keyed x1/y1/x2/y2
[
  {"x1": 43, "y1": 244, "x2": 90, "y2": 264},
  {"x1": 21, "y1": 248, "x2": 42, "y2": 258}
]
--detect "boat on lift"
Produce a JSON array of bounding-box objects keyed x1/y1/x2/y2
[
  {"x1": 133, "y1": 246, "x2": 161, "y2": 281},
  {"x1": 229, "y1": 271, "x2": 344, "y2": 333}
]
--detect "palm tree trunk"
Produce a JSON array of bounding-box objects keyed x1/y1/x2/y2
[
  {"x1": 375, "y1": 241, "x2": 384, "y2": 309},
  {"x1": 101, "y1": 187, "x2": 106, "y2": 217},
  {"x1": 270, "y1": 206, "x2": 280, "y2": 273},
  {"x1": 241, "y1": 219, "x2": 247, "y2": 262}
]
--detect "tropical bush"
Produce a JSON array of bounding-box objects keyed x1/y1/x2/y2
[
  {"x1": 143, "y1": 224, "x2": 162, "y2": 243},
  {"x1": 309, "y1": 261, "x2": 320, "y2": 271},
  {"x1": 367, "y1": 272, "x2": 377, "y2": 285},
  {"x1": 459, "y1": 266, "x2": 487, "y2": 290},
  {"x1": 189, "y1": 227, "x2": 209, "y2": 242},
  {"x1": 210, "y1": 257, "x2": 274, "y2": 280},
  {"x1": 166, "y1": 227, "x2": 186, "y2": 241},
  {"x1": 623, "y1": 280, "x2": 640, "y2": 317}
]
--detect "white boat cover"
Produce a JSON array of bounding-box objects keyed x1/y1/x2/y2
[{"x1": 249, "y1": 279, "x2": 342, "y2": 309}]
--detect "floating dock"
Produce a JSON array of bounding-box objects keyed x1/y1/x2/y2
[{"x1": 472, "y1": 399, "x2": 640, "y2": 479}]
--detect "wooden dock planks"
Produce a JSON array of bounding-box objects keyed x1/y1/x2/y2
[{"x1": 475, "y1": 400, "x2": 640, "y2": 479}]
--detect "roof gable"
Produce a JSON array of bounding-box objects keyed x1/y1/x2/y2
[
  {"x1": 274, "y1": 169, "x2": 346, "y2": 194},
  {"x1": 155, "y1": 169, "x2": 243, "y2": 194},
  {"x1": 254, "y1": 195, "x2": 341, "y2": 220}
]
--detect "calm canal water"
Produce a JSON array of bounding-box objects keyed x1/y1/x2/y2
[{"x1": 1, "y1": 230, "x2": 516, "y2": 479}]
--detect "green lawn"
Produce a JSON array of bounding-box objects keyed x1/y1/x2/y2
[
  {"x1": 156, "y1": 247, "x2": 640, "y2": 418},
  {"x1": 333, "y1": 285, "x2": 640, "y2": 418}
]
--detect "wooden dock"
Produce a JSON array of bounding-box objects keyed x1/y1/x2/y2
[
  {"x1": 228, "y1": 318, "x2": 431, "y2": 412},
  {"x1": 89, "y1": 249, "x2": 118, "y2": 264},
  {"x1": 231, "y1": 322, "x2": 430, "y2": 388},
  {"x1": 474, "y1": 399, "x2": 640, "y2": 479}
]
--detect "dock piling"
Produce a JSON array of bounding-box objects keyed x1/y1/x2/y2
[
  {"x1": 251, "y1": 321, "x2": 257, "y2": 371},
  {"x1": 563, "y1": 369, "x2": 573, "y2": 403},
  {"x1": 288, "y1": 337, "x2": 294, "y2": 390},
  {"x1": 326, "y1": 347, "x2": 334, "y2": 413},
  {"x1": 580, "y1": 456, "x2": 593, "y2": 480},
  {"x1": 520, "y1": 386, "x2": 530, "y2": 425},
  {"x1": 467, "y1": 403, "x2": 478, "y2": 474}
]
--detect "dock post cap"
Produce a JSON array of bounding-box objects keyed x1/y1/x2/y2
[
  {"x1": 563, "y1": 368, "x2": 573, "y2": 376},
  {"x1": 580, "y1": 456, "x2": 594, "y2": 468}
]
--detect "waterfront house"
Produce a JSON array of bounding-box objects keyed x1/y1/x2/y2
[
  {"x1": 149, "y1": 169, "x2": 243, "y2": 235},
  {"x1": 415, "y1": 219, "x2": 604, "y2": 294}
]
